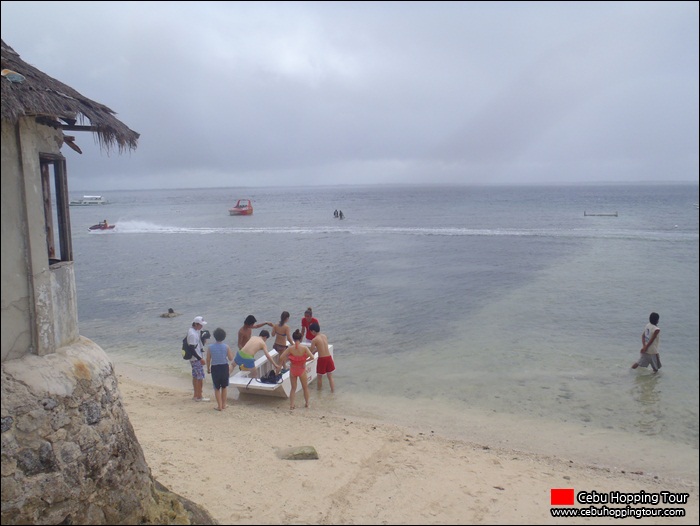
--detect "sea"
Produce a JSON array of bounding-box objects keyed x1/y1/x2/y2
[{"x1": 69, "y1": 183, "x2": 699, "y2": 482}]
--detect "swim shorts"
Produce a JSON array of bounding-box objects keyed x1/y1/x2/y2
[
  {"x1": 234, "y1": 351, "x2": 255, "y2": 370},
  {"x1": 210, "y1": 363, "x2": 230, "y2": 389},
  {"x1": 190, "y1": 359, "x2": 205, "y2": 380},
  {"x1": 636, "y1": 353, "x2": 659, "y2": 370},
  {"x1": 316, "y1": 355, "x2": 335, "y2": 374}
]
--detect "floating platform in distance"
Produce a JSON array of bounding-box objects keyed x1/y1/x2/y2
[{"x1": 584, "y1": 211, "x2": 618, "y2": 217}]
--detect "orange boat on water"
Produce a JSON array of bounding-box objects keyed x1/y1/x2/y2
[{"x1": 229, "y1": 199, "x2": 253, "y2": 216}]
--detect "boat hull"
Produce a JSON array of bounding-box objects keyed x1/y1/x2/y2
[
  {"x1": 229, "y1": 344, "x2": 333, "y2": 399},
  {"x1": 228, "y1": 208, "x2": 253, "y2": 216},
  {"x1": 71, "y1": 195, "x2": 108, "y2": 206},
  {"x1": 88, "y1": 224, "x2": 115, "y2": 232}
]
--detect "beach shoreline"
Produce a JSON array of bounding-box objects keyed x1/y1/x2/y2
[{"x1": 116, "y1": 362, "x2": 698, "y2": 524}]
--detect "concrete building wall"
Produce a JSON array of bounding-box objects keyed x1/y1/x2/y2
[
  {"x1": 1, "y1": 87, "x2": 213, "y2": 521},
  {"x1": 1, "y1": 118, "x2": 79, "y2": 363}
]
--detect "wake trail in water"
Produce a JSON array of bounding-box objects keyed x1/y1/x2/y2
[{"x1": 107, "y1": 220, "x2": 696, "y2": 242}]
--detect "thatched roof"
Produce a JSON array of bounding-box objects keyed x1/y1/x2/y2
[{"x1": 1, "y1": 39, "x2": 139, "y2": 153}]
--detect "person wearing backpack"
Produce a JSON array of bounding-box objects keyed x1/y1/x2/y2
[{"x1": 187, "y1": 316, "x2": 210, "y2": 402}]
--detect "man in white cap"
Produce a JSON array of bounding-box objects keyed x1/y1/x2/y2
[{"x1": 187, "y1": 316, "x2": 210, "y2": 401}]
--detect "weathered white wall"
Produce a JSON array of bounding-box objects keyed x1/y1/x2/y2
[
  {"x1": 1, "y1": 118, "x2": 79, "y2": 363},
  {"x1": 1, "y1": 118, "x2": 211, "y2": 524},
  {"x1": 1, "y1": 119, "x2": 31, "y2": 361}
]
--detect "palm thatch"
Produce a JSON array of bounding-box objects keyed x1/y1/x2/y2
[{"x1": 1, "y1": 39, "x2": 138, "y2": 152}]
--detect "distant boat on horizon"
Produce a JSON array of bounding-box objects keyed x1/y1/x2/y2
[{"x1": 70, "y1": 195, "x2": 108, "y2": 206}]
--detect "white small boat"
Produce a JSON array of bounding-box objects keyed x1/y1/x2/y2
[
  {"x1": 70, "y1": 195, "x2": 108, "y2": 206},
  {"x1": 229, "y1": 344, "x2": 333, "y2": 398}
]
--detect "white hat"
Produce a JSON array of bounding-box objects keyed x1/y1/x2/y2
[{"x1": 192, "y1": 316, "x2": 207, "y2": 326}]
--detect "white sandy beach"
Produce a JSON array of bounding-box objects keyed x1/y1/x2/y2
[{"x1": 116, "y1": 365, "x2": 698, "y2": 525}]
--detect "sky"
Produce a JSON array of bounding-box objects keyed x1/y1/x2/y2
[{"x1": 1, "y1": 1, "x2": 698, "y2": 190}]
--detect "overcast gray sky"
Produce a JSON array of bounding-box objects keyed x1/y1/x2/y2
[{"x1": 2, "y1": 1, "x2": 698, "y2": 190}]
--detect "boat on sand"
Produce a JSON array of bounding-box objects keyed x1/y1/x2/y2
[{"x1": 229, "y1": 344, "x2": 333, "y2": 398}]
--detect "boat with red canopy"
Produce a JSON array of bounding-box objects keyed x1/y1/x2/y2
[{"x1": 229, "y1": 199, "x2": 253, "y2": 216}]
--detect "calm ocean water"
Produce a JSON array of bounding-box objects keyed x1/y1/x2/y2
[{"x1": 70, "y1": 184, "x2": 699, "y2": 480}]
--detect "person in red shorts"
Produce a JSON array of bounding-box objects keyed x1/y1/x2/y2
[{"x1": 308, "y1": 322, "x2": 335, "y2": 393}]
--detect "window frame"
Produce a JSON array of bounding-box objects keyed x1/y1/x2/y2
[{"x1": 40, "y1": 153, "x2": 73, "y2": 264}]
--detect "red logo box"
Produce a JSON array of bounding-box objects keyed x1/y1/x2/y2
[{"x1": 551, "y1": 488, "x2": 575, "y2": 506}]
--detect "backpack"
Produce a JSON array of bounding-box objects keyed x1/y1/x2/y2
[
  {"x1": 258, "y1": 369, "x2": 283, "y2": 384},
  {"x1": 182, "y1": 336, "x2": 193, "y2": 360}
]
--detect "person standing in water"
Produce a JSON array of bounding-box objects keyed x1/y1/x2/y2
[
  {"x1": 237, "y1": 314, "x2": 272, "y2": 350},
  {"x1": 277, "y1": 329, "x2": 314, "y2": 410},
  {"x1": 308, "y1": 322, "x2": 335, "y2": 393},
  {"x1": 631, "y1": 312, "x2": 661, "y2": 373},
  {"x1": 271, "y1": 311, "x2": 293, "y2": 367},
  {"x1": 300, "y1": 307, "x2": 319, "y2": 344}
]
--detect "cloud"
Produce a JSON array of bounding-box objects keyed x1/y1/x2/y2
[{"x1": 2, "y1": 1, "x2": 697, "y2": 189}]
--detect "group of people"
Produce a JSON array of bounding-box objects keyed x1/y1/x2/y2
[
  {"x1": 333, "y1": 209, "x2": 344, "y2": 219},
  {"x1": 185, "y1": 308, "x2": 660, "y2": 411},
  {"x1": 183, "y1": 307, "x2": 336, "y2": 411}
]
